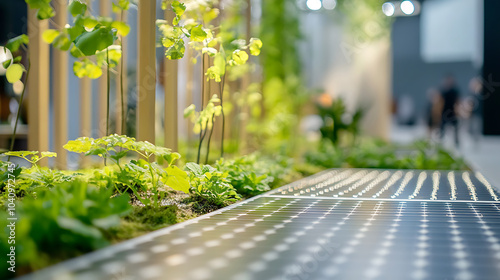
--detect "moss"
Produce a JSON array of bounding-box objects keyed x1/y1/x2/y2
[{"x1": 106, "y1": 205, "x2": 179, "y2": 242}]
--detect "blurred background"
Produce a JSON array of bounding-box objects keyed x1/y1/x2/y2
[{"x1": 0, "y1": 0, "x2": 499, "y2": 165}]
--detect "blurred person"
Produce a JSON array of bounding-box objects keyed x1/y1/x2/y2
[
  {"x1": 439, "y1": 74, "x2": 460, "y2": 146},
  {"x1": 466, "y1": 77, "x2": 483, "y2": 143},
  {"x1": 425, "y1": 88, "x2": 442, "y2": 138}
]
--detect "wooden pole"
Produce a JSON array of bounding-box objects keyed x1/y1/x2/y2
[
  {"x1": 79, "y1": 77, "x2": 91, "y2": 167},
  {"x1": 164, "y1": 9, "x2": 178, "y2": 151},
  {"x1": 53, "y1": 0, "x2": 68, "y2": 169},
  {"x1": 185, "y1": 47, "x2": 194, "y2": 142},
  {"x1": 239, "y1": 0, "x2": 252, "y2": 152},
  {"x1": 115, "y1": 10, "x2": 128, "y2": 135},
  {"x1": 98, "y1": 0, "x2": 110, "y2": 136},
  {"x1": 137, "y1": 0, "x2": 156, "y2": 144},
  {"x1": 27, "y1": 8, "x2": 50, "y2": 166}
]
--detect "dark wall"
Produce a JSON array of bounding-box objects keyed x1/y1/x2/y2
[
  {"x1": 482, "y1": 0, "x2": 500, "y2": 135},
  {"x1": 391, "y1": 15, "x2": 478, "y2": 121}
]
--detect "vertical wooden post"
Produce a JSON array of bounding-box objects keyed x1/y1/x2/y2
[
  {"x1": 53, "y1": 0, "x2": 68, "y2": 169},
  {"x1": 98, "y1": 0, "x2": 110, "y2": 136},
  {"x1": 185, "y1": 48, "x2": 194, "y2": 142},
  {"x1": 137, "y1": 0, "x2": 156, "y2": 144},
  {"x1": 115, "y1": 11, "x2": 128, "y2": 135},
  {"x1": 164, "y1": 9, "x2": 178, "y2": 151},
  {"x1": 80, "y1": 77, "x2": 91, "y2": 167},
  {"x1": 239, "y1": 0, "x2": 252, "y2": 152},
  {"x1": 27, "y1": 8, "x2": 50, "y2": 166}
]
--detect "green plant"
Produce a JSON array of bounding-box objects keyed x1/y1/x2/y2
[
  {"x1": 317, "y1": 97, "x2": 364, "y2": 146},
  {"x1": 158, "y1": 0, "x2": 262, "y2": 161},
  {"x1": 0, "y1": 180, "x2": 131, "y2": 276},
  {"x1": 185, "y1": 162, "x2": 240, "y2": 209},
  {"x1": 216, "y1": 156, "x2": 273, "y2": 197},
  {"x1": 64, "y1": 134, "x2": 190, "y2": 207}
]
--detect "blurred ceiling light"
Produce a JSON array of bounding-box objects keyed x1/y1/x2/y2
[
  {"x1": 400, "y1": 0, "x2": 415, "y2": 15},
  {"x1": 323, "y1": 0, "x2": 337, "y2": 10},
  {"x1": 306, "y1": 0, "x2": 322, "y2": 11},
  {"x1": 382, "y1": 2, "x2": 396, "y2": 16},
  {"x1": 0, "y1": 46, "x2": 13, "y2": 76}
]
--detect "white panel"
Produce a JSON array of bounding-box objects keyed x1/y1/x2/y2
[{"x1": 421, "y1": 0, "x2": 482, "y2": 64}]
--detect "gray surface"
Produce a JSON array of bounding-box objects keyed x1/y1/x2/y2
[{"x1": 17, "y1": 169, "x2": 500, "y2": 280}]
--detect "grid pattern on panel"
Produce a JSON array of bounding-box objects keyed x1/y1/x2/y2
[
  {"x1": 271, "y1": 169, "x2": 500, "y2": 201},
  {"x1": 17, "y1": 169, "x2": 500, "y2": 280}
]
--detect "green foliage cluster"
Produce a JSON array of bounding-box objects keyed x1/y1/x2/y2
[
  {"x1": 64, "y1": 134, "x2": 190, "y2": 208},
  {"x1": 305, "y1": 139, "x2": 468, "y2": 170},
  {"x1": 185, "y1": 162, "x2": 240, "y2": 209},
  {"x1": 317, "y1": 98, "x2": 364, "y2": 145},
  {"x1": 0, "y1": 181, "x2": 131, "y2": 276},
  {"x1": 40, "y1": 0, "x2": 131, "y2": 79},
  {"x1": 216, "y1": 153, "x2": 295, "y2": 197}
]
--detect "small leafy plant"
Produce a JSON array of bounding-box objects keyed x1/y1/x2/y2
[
  {"x1": 185, "y1": 162, "x2": 240, "y2": 209},
  {"x1": 64, "y1": 134, "x2": 190, "y2": 208}
]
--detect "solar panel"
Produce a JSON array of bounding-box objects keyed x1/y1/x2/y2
[{"x1": 17, "y1": 169, "x2": 500, "y2": 280}]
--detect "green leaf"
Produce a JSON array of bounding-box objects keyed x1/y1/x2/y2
[
  {"x1": 165, "y1": 39, "x2": 185, "y2": 60},
  {"x1": 53, "y1": 34, "x2": 72, "y2": 51},
  {"x1": 232, "y1": 50, "x2": 248, "y2": 65},
  {"x1": 69, "y1": 0, "x2": 87, "y2": 17},
  {"x1": 73, "y1": 60, "x2": 102, "y2": 79},
  {"x1": 249, "y1": 38, "x2": 263, "y2": 56},
  {"x1": 164, "y1": 165, "x2": 190, "y2": 193},
  {"x1": 37, "y1": 3, "x2": 56, "y2": 20},
  {"x1": 74, "y1": 27, "x2": 114, "y2": 56},
  {"x1": 111, "y1": 21, "x2": 130, "y2": 37},
  {"x1": 70, "y1": 46, "x2": 85, "y2": 58},
  {"x1": 6, "y1": 64, "x2": 24, "y2": 83},
  {"x1": 2, "y1": 60, "x2": 11, "y2": 69},
  {"x1": 6, "y1": 35, "x2": 29, "y2": 52},
  {"x1": 173, "y1": 15, "x2": 180, "y2": 25},
  {"x1": 42, "y1": 29, "x2": 59, "y2": 44},
  {"x1": 171, "y1": 1, "x2": 186, "y2": 16},
  {"x1": 83, "y1": 17, "x2": 99, "y2": 29},
  {"x1": 13, "y1": 56, "x2": 22, "y2": 63},
  {"x1": 185, "y1": 162, "x2": 202, "y2": 176},
  {"x1": 190, "y1": 25, "x2": 207, "y2": 42},
  {"x1": 41, "y1": 151, "x2": 57, "y2": 158}
]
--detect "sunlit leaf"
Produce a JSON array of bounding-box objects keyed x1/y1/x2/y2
[
  {"x1": 171, "y1": 1, "x2": 186, "y2": 16},
  {"x1": 249, "y1": 38, "x2": 263, "y2": 56},
  {"x1": 111, "y1": 21, "x2": 130, "y2": 36},
  {"x1": 69, "y1": 0, "x2": 87, "y2": 17},
  {"x1": 190, "y1": 25, "x2": 207, "y2": 42},
  {"x1": 75, "y1": 27, "x2": 114, "y2": 56},
  {"x1": 232, "y1": 50, "x2": 248, "y2": 65},
  {"x1": 42, "y1": 29, "x2": 59, "y2": 44},
  {"x1": 6, "y1": 64, "x2": 24, "y2": 83},
  {"x1": 6, "y1": 35, "x2": 29, "y2": 52},
  {"x1": 165, "y1": 39, "x2": 185, "y2": 60}
]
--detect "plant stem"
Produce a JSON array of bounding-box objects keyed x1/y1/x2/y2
[
  {"x1": 196, "y1": 119, "x2": 210, "y2": 164},
  {"x1": 8, "y1": 59, "x2": 31, "y2": 161},
  {"x1": 104, "y1": 48, "x2": 110, "y2": 166},
  {"x1": 205, "y1": 113, "x2": 216, "y2": 164},
  {"x1": 197, "y1": 54, "x2": 206, "y2": 163},
  {"x1": 219, "y1": 73, "x2": 226, "y2": 158},
  {"x1": 120, "y1": 12, "x2": 126, "y2": 135},
  {"x1": 106, "y1": 47, "x2": 110, "y2": 136}
]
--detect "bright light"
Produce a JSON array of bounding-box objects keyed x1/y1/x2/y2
[
  {"x1": 0, "y1": 46, "x2": 13, "y2": 76},
  {"x1": 323, "y1": 0, "x2": 337, "y2": 10},
  {"x1": 401, "y1": 0, "x2": 415, "y2": 15},
  {"x1": 306, "y1": 0, "x2": 322, "y2": 11},
  {"x1": 382, "y1": 2, "x2": 395, "y2": 17}
]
